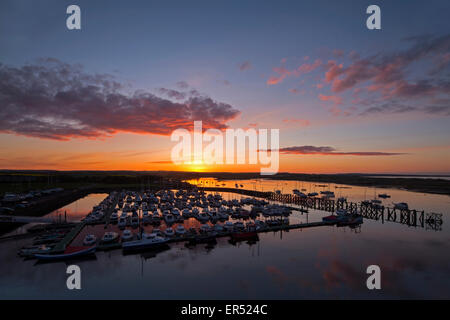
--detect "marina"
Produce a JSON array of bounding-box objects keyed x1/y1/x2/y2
[
  {"x1": 3, "y1": 179, "x2": 445, "y2": 261},
  {"x1": 0, "y1": 177, "x2": 449, "y2": 299},
  {"x1": 14, "y1": 189, "x2": 345, "y2": 259}
]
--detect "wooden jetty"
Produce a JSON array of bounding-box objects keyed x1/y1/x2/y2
[
  {"x1": 51, "y1": 193, "x2": 120, "y2": 253},
  {"x1": 0, "y1": 215, "x2": 56, "y2": 224},
  {"x1": 196, "y1": 186, "x2": 443, "y2": 231}
]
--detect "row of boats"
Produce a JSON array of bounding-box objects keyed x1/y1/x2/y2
[
  {"x1": 20, "y1": 187, "x2": 375, "y2": 261},
  {"x1": 91, "y1": 190, "x2": 294, "y2": 228},
  {"x1": 292, "y1": 189, "x2": 410, "y2": 210},
  {"x1": 82, "y1": 218, "x2": 269, "y2": 247}
]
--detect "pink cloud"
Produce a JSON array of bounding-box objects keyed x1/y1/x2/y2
[
  {"x1": 0, "y1": 59, "x2": 241, "y2": 140},
  {"x1": 324, "y1": 60, "x2": 344, "y2": 83},
  {"x1": 267, "y1": 74, "x2": 287, "y2": 85},
  {"x1": 319, "y1": 94, "x2": 343, "y2": 105},
  {"x1": 267, "y1": 59, "x2": 322, "y2": 85},
  {"x1": 282, "y1": 119, "x2": 310, "y2": 127},
  {"x1": 324, "y1": 35, "x2": 450, "y2": 100}
]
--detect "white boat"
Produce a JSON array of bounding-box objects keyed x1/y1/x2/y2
[
  {"x1": 214, "y1": 224, "x2": 224, "y2": 232},
  {"x1": 122, "y1": 233, "x2": 168, "y2": 251},
  {"x1": 101, "y1": 232, "x2": 119, "y2": 243},
  {"x1": 164, "y1": 213, "x2": 175, "y2": 224},
  {"x1": 110, "y1": 212, "x2": 119, "y2": 222},
  {"x1": 121, "y1": 230, "x2": 133, "y2": 242},
  {"x1": 254, "y1": 220, "x2": 266, "y2": 229},
  {"x1": 131, "y1": 212, "x2": 139, "y2": 227},
  {"x1": 175, "y1": 225, "x2": 186, "y2": 235},
  {"x1": 218, "y1": 211, "x2": 229, "y2": 220},
  {"x1": 200, "y1": 224, "x2": 212, "y2": 233},
  {"x1": 83, "y1": 234, "x2": 97, "y2": 246},
  {"x1": 164, "y1": 227, "x2": 175, "y2": 237},
  {"x1": 118, "y1": 216, "x2": 127, "y2": 229},
  {"x1": 152, "y1": 211, "x2": 161, "y2": 221},
  {"x1": 233, "y1": 221, "x2": 245, "y2": 230},
  {"x1": 142, "y1": 211, "x2": 150, "y2": 224},
  {"x1": 224, "y1": 221, "x2": 234, "y2": 231},
  {"x1": 197, "y1": 213, "x2": 210, "y2": 222}
]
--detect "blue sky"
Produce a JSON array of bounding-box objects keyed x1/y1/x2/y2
[{"x1": 0, "y1": 0, "x2": 449, "y2": 173}]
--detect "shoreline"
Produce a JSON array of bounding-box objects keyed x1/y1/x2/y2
[{"x1": 181, "y1": 173, "x2": 450, "y2": 196}]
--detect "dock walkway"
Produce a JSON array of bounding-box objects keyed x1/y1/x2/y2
[{"x1": 197, "y1": 186, "x2": 443, "y2": 231}]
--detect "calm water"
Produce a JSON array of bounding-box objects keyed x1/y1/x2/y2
[
  {"x1": 3, "y1": 193, "x2": 109, "y2": 237},
  {"x1": 0, "y1": 181, "x2": 449, "y2": 299}
]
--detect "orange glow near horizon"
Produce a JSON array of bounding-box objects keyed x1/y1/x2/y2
[{"x1": 1, "y1": 134, "x2": 450, "y2": 174}]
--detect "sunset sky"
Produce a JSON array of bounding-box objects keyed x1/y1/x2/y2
[{"x1": 0, "y1": 0, "x2": 449, "y2": 173}]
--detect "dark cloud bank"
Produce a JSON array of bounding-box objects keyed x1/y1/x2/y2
[{"x1": 0, "y1": 58, "x2": 240, "y2": 140}]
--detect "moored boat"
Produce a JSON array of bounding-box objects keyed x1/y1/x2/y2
[
  {"x1": 175, "y1": 225, "x2": 186, "y2": 235},
  {"x1": 164, "y1": 227, "x2": 175, "y2": 237},
  {"x1": 83, "y1": 234, "x2": 97, "y2": 246},
  {"x1": 121, "y1": 230, "x2": 133, "y2": 242},
  {"x1": 101, "y1": 232, "x2": 119, "y2": 243},
  {"x1": 34, "y1": 245, "x2": 96, "y2": 261},
  {"x1": 122, "y1": 233, "x2": 168, "y2": 252}
]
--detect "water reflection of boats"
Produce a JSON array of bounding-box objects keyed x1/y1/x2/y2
[
  {"x1": 188, "y1": 234, "x2": 217, "y2": 245},
  {"x1": 230, "y1": 231, "x2": 259, "y2": 242},
  {"x1": 139, "y1": 245, "x2": 170, "y2": 259},
  {"x1": 378, "y1": 193, "x2": 391, "y2": 198}
]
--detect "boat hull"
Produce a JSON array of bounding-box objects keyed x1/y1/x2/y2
[
  {"x1": 122, "y1": 240, "x2": 168, "y2": 252},
  {"x1": 34, "y1": 246, "x2": 96, "y2": 261}
]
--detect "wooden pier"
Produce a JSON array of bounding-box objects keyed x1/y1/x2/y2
[{"x1": 196, "y1": 186, "x2": 443, "y2": 231}]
